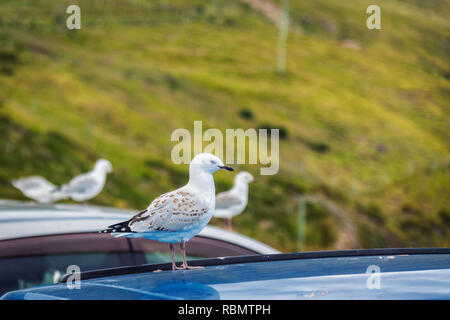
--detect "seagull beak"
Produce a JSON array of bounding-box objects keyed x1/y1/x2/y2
[{"x1": 219, "y1": 165, "x2": 234, "y2": 171}]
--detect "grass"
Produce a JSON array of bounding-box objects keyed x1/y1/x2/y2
[{"x1": 0, "y1": 0, "x2": 449, "y2": 251}]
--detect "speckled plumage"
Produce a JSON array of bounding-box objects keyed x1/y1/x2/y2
[
  {"x1": 110, "y1": 189, "x2": 215, "y2": 243},
  {"x1": 101, "y1": 153, "x2": 234, "y2": 270}
]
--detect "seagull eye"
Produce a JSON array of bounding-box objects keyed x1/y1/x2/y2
[{"x1": 210, "y1": 160, "x2": 216, "y2": 165}]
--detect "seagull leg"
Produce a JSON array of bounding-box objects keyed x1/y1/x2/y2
[
  {"x1": 180, "y1": 241, "x2": 203, "y2": 270},
  {"x1": 226, "y1": 218, "x2": 232, "y2": 231},
  {"x1": 170, "y1": 243, "x2": 177, "y2": 270},
  {"x1": 170, "y1": 243, "x2": 183, "y2": 271}
]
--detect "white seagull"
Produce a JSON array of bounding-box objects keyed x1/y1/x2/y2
[
  {"x1": 11, "y1": 176, "x2": 67, "y2": 204},
  {"x1": 101, "y1": 153, "x2": 233, "y2": 271},
  {"x1": 60, "y1": 159, "x2": 113, "y2": 203},
  {"x1": 213, "y1": 171, "x2": 254, "y2": 231}
]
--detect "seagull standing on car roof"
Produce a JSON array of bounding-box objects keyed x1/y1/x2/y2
[
  {"x1": 11, "y1": 176, "x2": 68, "y2": 204},
  {"x1": 213, "y1": 171, "x2": 254, "y2": 231},
  {"x1": 60, "y1": 159, "x2": 113, "y2": 203},
  {"x1": 101, "y1": 153, "x2": 233, "y2": 271}
]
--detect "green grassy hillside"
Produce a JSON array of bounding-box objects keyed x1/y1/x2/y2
[{"x1": 0, "y1": 0, "x2": 449, "y2": 251}]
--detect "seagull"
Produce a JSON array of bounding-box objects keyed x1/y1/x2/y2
[
  {"x1": 60, "y1": 159, "x2": 113, "y2": 203},
  {"x1": 101, "y1": 153, "x2": 233, "y2": 271},
  {"x1": 213, "y1": 171, "x2": 254, "y2": 231},
  {"x1": 11, "y1": 176, "x2": 67, "y2": 204}
]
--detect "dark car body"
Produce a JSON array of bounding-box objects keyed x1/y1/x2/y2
[
  {"x1": 2, "y1": 248, "x2": 450, "y2": 300},
  {"x1": 0, "y1": 200, "x2": 278, "y2": 295}
]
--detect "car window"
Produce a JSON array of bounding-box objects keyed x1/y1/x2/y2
[
  {"x1": 0, "y1": 232, "x2": 259, "y2": 295},
  {"x1": 129, "y1": 236, "x2": 258, "y2": 264},
  {"x1": 0, "y1": 252, "x2": 136, "y2": 295},
  {"x1": 0, "y1": 233, "x2": 136, "y2": 295}
]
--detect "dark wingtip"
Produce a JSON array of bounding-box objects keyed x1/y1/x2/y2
[{"x1": 100, "y1": 220, "x2": 132, "y2": 234}]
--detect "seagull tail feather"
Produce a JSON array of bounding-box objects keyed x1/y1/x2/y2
[
  {"x1": 100, "y1": 209, "x2": 148, "y2": 234},
  {"x1": 100, "y1": 219, "x2": 133, "y2": 234}
]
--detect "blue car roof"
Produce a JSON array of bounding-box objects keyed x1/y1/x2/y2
[{"x1": 2, "y1": 249, "x2": 450, "y2": 300}]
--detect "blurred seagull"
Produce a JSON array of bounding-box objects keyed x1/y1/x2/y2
[
  {"x1": 11, "y1": 176, "x2": 67, "y2": 204},
  {"x1": 213, "y1": 171, "x2": 254, "y2": 231},
  {"x1": 60, "y1": 159, "x2": 113, "y2": 203},
  {"x1": 101, "y1": 153, "x2": 233, "y2": 271}
]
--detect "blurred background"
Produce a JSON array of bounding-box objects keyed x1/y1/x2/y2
[{"x1": 0, "y1": 0, "x2": 449, "y2": 252}]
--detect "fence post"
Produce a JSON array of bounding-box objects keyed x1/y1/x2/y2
[
  {"x1": 297, "y1": 194, "x2": 306, "y2": 251},
  {"x1": 277, "y1": 0, "x2": 290, "y2": 73}
]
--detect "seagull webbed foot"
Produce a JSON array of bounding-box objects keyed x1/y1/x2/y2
[
  {"x1": 172, "y1": 264, "x2": 185, "y2": 271},
  {"x1": 182, "y1": 264, "x2": 204, "y2": 270}
]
